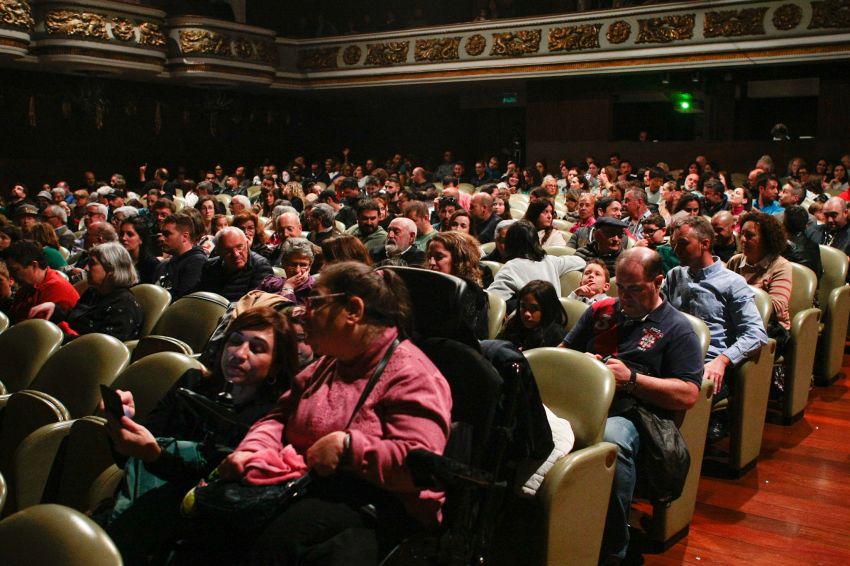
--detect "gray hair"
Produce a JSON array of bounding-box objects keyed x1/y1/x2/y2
[
  {"x1": 86, "y1": 202, "x2": 108, "y2": 217},
  {"x1": 90, "y1": 221, "x2": 118, "y2": 243},
  {"x1": 197, "y1": 181, "x2": 215, "y2": 193},
  {"x1": 311, "y1": 203, "x2": 336, "y2": 228},
  {"x1": 46, "y1": 204, "x2": 67, "y2": 223},
  {"x1": 90, "y1": 242, "x2": 138, "y2": 288},
  {"x1": 280, "y1": 237, "x2": 314, "y2": 261},
  {"x1": 231, "y1": 195, "x2": 251, "y2": 210},
  {"x1": 113, "y1": 206, "x2": 139, "y2": 219},
  {"x1": 51, "y1": 188, "x2": 66, "y2": 198},
  {"x1": 495, "y1": 219, "x2": 516, "y2": 234},
  {"x1": 214, "y1": 226, "x2": 247, "y2": 247},
  {"x1": 675, "y1": 214, "x2": 714, "y2": 245}
]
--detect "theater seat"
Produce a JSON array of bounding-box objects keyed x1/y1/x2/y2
[
  {"x1": 642, "y1": 314, "x2": 713, "y2": 549},
  {"x1": 480, "y1": 260, "x2": 502, "y2": 281},
  {"x1": 546, "y1": 246, "x2": 575, "y2": 257},
  {"x1": 13, "y1": 420, "x2": 74, "y2": 510},
  {"x1": 0, "y1": 471, "x2": 5, "y2": 516},
  {"x1": 484, "y1": 289, "x2": 506, "y2": 339},
  {"x1": 147, "y1": 291, "x2": 229, "y2": 354},
  {"x1": 129, "y1": 335, "x2": 193, "y2": 363},
  {"x1": 815, "y1": 245, "x2": 850, "y2": 384},
  {"x1": 0, "y1": 504, "x2": 122, "y2": 565},
  {"x1": 559, "y1": 297, "x2": 589, "y2": 332},
  {"x1": 480, "y1": 242, "x2": 496, "y2": 255},
  {"x1": 559, "y1": 270, "x2": 583, "y2": 297},
  {"x1": 524, "y1": 347, "x2": 617, "y2": 566},
  {"x1": 0, "y1": 311, "x2": 8, "y2": 334},
  {"x1": 0, "y1": 391, "x2": 70, "y2": 516},
  {"x1": 25, "y1": 334, "x2": 130, "y2": 419},
  {"x1": 110, "y1": 352, "x2": 202, "y2": 420},
  {"x1": 776, "y1": 263, "x2": 820, "y2": 424},
  {"x1": 129, "y1": 283, "x2": 171, "y2": 338},
  {"x1": 0, "y1": 319, "x2": 64, "y2": 395}
]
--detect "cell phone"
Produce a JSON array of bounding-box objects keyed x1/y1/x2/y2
[{"x1": 100, "y1": 384, "x2": 127, "y2": 420}]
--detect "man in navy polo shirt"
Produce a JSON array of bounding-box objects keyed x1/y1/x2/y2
[{"x1": 562, "y1": 247, "x2": 703, "y2": 564}]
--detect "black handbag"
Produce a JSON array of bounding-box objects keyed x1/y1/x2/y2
[
  {"x1": 183, "y1": 339, "x2": 401, "y2": 529},
  {"x1": 626, "y1": 403, "x2": 690, "y2": 505}
]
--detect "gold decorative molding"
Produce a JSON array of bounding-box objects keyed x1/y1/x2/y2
[
  {"x1": 491, "y1": 29, "x2": 541, "y2": 56},
  {"x1": 45, "y1": 10, "x2": 109, "y2": 40},
  {"x1": 179, "y1": 29, "x2": 231, "y2": 56},
  {"x1": 233, "y1": 36, "x2": 253, "y2": 59},
  {"x1": 809, "y1": 0, "x2": 850, "y2": 29},
  {"x1": 606, "y1": 20, "x2": 631, "y2": 44},
  {"x1": 139, "y1": 22, "x2": 165, "y2": 47},
  {"x1": 365, "y1": 41, "x2": 409, "y2": 66},
  {"x1": 636, "y1": 14, "x2": 695, "y2": 44},
  {"x1": 0, "y1": 0, "x2": 34, "y2": 30},
  {"x1": 773, "y1": 4, "x2": 802, "y2": 30},
  {"x1": 254, "y1": 40, "x2": 277, "y2": 64},
  {"x1": 342, "y1": 44, "x2": 361, "y2": 65},
  {"x1": 704, "y1": 7, "x2": 767, "y2": 38},
  {"x1": 464, "y1": 34, "x2": 486, "y2": 56},
  {"x1": 111, "y1": 17, "x2": 134, "y2": 41},
  {"x1": 548, "y1": 24, "x2": 601, "y2": 52},
  {"x1": 414, "y1": 37, "x2": 460, "y2": 62},
  {"x1": 296, "y1": 46, "x2": 338, "y2": 71}
]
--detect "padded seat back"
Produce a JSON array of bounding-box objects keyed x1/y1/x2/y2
[
  {"x1": 559, "y1": 297, "x2": 589, "y2": 333},
  {"x1": 789, "y1": 262, "x2": 817, "y2": 317},
  {"x1": 525, "y1": 347, "x2": 615, "y2": 449},
  {"x1": 0, "y1": 311, "x2": 8, "y2": 334},
  {"x1": 750, "y1": 286, "x2": 773, "y2": 328},
  {"x1": 53, "y1": 417, "x2": 121, "y2": 513},
  {"x1": 479, "y1": 242, "x2": 496, "y2": 255},
  {"x1": 12, "y1": 421, "x2": 74, "y2": 511},
  {"x1": 129, "y1": 335, "x2": 193, "y2": 363},
  {"x1": 129, "y1": 284, "x2": 171, "y2": 338},
  {"x1": 29, "y1": 334, "x2": 130, "y2": 418},
  {"x1": 0, "y1": 471, "x2": 5, "y2": 516},
  {"x1": 480, "y1": 260, "x2": 502, "y2": 281},
  {"x1": 546, "y1": 246, "x2": 575, "y2": 257},
  {"x1": 0, "y1": 320, "x2": 64, "y2": 393},
  {"x1": 682, "y1": 313, "x2": 711, "y2": 360},
  {"x1": 559, "y1": 270, "x2": 583, "y2": 297},
  {"x1": 110, "y1": 352, "x2": 202, "y2": 420},
  {"x1": 818, "y1": 245, "x2": 848, "y2": 309},
  {"x1": 150, "y1": 291, "x2": 229, "y2": 353},
  {"x1": 484, "y1": 290, "x2": 506, "y2": 339},
  {"x1": 0, "y1": 504, "x2": 122, "y2": 565}
]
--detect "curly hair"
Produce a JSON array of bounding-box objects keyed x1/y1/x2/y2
[
  {"x1": 427, "y1": 231, "x2": 483, "y2": 286},
  {"x1": 233, "y1": 211, "x2": 267, "y2": 246},
  {"x1": 738, "y1": 211, "x2": 787, "y2": 257}
]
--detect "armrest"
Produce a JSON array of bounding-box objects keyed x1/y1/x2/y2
[
  {"x1": 538, "y1": 442, "x2": 617, "y2": 566},
  {"x1": 0, "y1": 393, "x2": 9, "y2": 411},
  {"x1": 791, "y1": 307, "x2": 821, "y2": 339},
  {"x1": 13, "y1": 421, "x2": 75, "y2": 510}
]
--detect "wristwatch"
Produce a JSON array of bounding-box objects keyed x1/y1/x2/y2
[{"x1": 623, "y1": 368, "x2": 638, "y2": 394}]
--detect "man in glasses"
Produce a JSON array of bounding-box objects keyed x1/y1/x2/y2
[
  {"x1": 637, "y1": 214, "x2": 678, "y2": 274},
  {"x1": 575, "y1": 217, "x2": 628, "y2": 275}
]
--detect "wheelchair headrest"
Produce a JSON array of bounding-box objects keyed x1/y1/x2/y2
[{"x1": 378, "y1": 266, "x2": 479, "y2": 348}]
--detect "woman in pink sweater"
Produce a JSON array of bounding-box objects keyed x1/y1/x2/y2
[{"x1": 217, "y1": 261, "x2": 453, "y2": 564}]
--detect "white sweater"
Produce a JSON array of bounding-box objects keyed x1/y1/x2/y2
[{"x1": 487, "y1": 255, "x2": 586, "y2": 301}]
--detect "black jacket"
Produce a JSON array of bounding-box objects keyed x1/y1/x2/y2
[
  {"x1": 60, "y1": 287, "x2": 144, "y2": 342},
  {"x1": 154, "y1": 246, "x2": 207, "y2": 302},
  {"x1": 783, "y1": 232, "x2": 823, "y2": 282},
  {"x1": 195, "y1": 251, "x2": 273, "y2": 302},
  {"x1": 371, "y1": 246, "x2": 426, "y2": 267}
]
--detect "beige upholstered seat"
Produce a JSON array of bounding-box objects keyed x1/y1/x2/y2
[
  {"x1": 0, "y1": 504, "x2": 122, "y2": 565},
  {"x1": 148, "y1": 291, "x2": 229, "y2": 354},
  {"x1": 111, "y1": 352, "x2": 203, "y2": 420},
  {"x1": 0, "y1": 471, "x2": 6, "y2": 516},
  {"x1": 559, "y1": 297, "x2": 589, "y2": 333},
  {"x1": 130, "y1": 283, "x2": 171, "y2": 338},
  {"x1": 479, "y1": 241, "x2": 496, "y2": 255},
  {"x1": 815, "y1": 245, "x2": 850, "y2": 383},
  {"x1": 484, "y1": 289, "x2": 507, "y2": 340},
  {"x1": 546, "y1": 246, "x2": 575, "y2": 257},
  {"x1": 481, "y1": 260, "x2": 502, "y2": 282},
  {"x1": 524, "y1": 348, "x2": 617, "y2": 566},
  {"x1": 559, "y1": 270, "x2": 583, "y2": 297},
  {"x1": 0, "y1": 319, "x2": 63, "y2": 394},
  {"x1": 25, "y1": 334, "x2": 130, "y2": 419},
  {"x1": 0, "y1": 311, "x2": 8, "y2": 334},
  {"x1": 129, "y1": 335, "x2": 193, "y2": 363}
]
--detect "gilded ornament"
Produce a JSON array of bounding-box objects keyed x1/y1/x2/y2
[
  {"x1": 179, "y1": 29, "x2": 231, "y2": 56},
  {"x1": 111, "y1": 17, "x2": 135, "y2": 41},
  {"x1": 704, "y1": 8, "x2": 767, "y2": 38},
  {"x1": 606, "y1": 20, "x2": 631, "y2": 44},
  {"x1": 414, "y1": 37, "x2": 460, "y2": 62},
  {"x1": 254, "y1": 40, "x2": 278, "y2": 64},
  {"x1": 0, "y1": 0, "x2": 34, "y2": 30},
  {"x1": 139, "y1": 22, "x2": 165, "y2": 47},
  {"x1": 233, "y1": 37, "x2": 253, "y2": 59},
  {"x1": 809, "y1": 0, "x2": 850, "y2": 29},
  {"x1": 296, "y1": 46, "x2": 339, "y2": 71},
  {"x1": 365, "y1": 41, "x2": 409, "y2": 66},
  {"x1": 773, "y1": 4, "x2": 802, "y2": 30},
  {"x1": 548, "y1": 24, "x2": 601, "y2": 52},
  {"x1": 45, "y1": 10, "x2": 109, "y2": 40},
  {"x1": 342, "y1": 45, "x2": 361, "y2": 65},
  {"x1": 464, "y1": 34, "x2": 486, "y2": 56},
  {"x1": 490, "y1": 29, "x2": 541, "y2": 57},
  {"x1": 636, "y1": 14, "x2": 695, "y2": 44}
]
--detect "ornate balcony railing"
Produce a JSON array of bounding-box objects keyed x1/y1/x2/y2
[{"x1": 0, "y1": 0, "x2": 847, "y2": 88}]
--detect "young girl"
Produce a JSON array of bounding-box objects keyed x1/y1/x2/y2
[
  {"x1": 568, "y1": 259, "x2": 611, "y2": 305},
  {"x1": 497, "y1": 280, "x2": 567, "y2": 351}
]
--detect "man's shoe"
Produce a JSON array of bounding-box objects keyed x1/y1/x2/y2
[{"x1": 708, "y1": 414, "x2": 729, "y2": 442}]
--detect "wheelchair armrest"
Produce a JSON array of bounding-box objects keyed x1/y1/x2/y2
[{"x1": 406, "y1": 449, "x2": 497, "y2": 490}]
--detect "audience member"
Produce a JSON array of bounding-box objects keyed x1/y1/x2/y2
[
  {"x1": 195, "y1": 227, "x2": 273, "y2": 301},
  {"x1": 782, "y1": 205, "x2": 822, "y2": 281},
  {"x1": 710, "y1": 210, "x2": 739, "y2": 262},
  {"x1": 372, "y1": 217, "x2": 425, "y2": 266},
  {"x1": 567, "y1": 259, "x2": 611, "y2": 304},
  {"x1": 498, "y1": 280, "x2": 567, "y2": 350},
  {"x1": 4, "y1": 239, "x2": 79, "y2": 322},
  {"x1": 574, "y1": 217, "x2": 627, "y2": 274},
  {"x1": 257, "y1": 237, "x2": 315, "y2": 304},
  {"x1": 154, "y1": 213, "x2": 207, "y2": 301},
  {"x1": 469, "y1": 192, "x2": 500, "y2": 244},
  {"x1": 346, "y1": 198, "x2": 387, "y2": 255},
  {"x1": 523, "y1": 200, "x2": 567, "y2": 247}
]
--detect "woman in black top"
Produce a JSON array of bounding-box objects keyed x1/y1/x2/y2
[
  {"x1": 120, "y1": 217, "x2": 160, "y2": 284},
  {"x1": 498, "y1": 280, "x2": 567, "y2": 351}
]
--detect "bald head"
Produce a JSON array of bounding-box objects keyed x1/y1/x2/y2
[
  {"x1": 617, "y1": 246, "x2": 662, "y2": 281},
  {"x1": 824, "y1": 197, "x2": 849, "y2": 232},
  {"x1": 276, "y1": 212, "x2": 302, "y2": 242},
  {"x1": 470, "y1": 192, "x2": 493, "y2": 221}
]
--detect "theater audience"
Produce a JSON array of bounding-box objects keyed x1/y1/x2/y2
[
  {"x1": 320, "y1": 234, "x2": 372, "y2": 268},
  {"x1": 523, "y1": 200, "x2": 567, "y2": 247},
  {"x1": 567, "y1": 259, "x2": 611, "y2": 304},
  {"x1": 154, "y1": 213, "x2": 207, "y2": 301},
  {"x1": 449, "y1": 209, "x2": 472, "y2": 235},
  {"x1": 782, "y1": 205, "x2": 822, "y2": 281},
  {"x1": 257, "y1": 237, "x2": 315, "y2": 304},
  {"x1": 710, "y1": 211, "x2": 739, "y2": 262},
  {"x1": 372, "y1": 217, "x2": 425, "y2": 266},
  {"x1": 575, "y1": 217, "x2": 628, "y2": 274},
  {"x1": 469, "y1": 192, "x2": 500, "y2": 244},
  {"x1": 482, "y1": 219, "x2": 514, "y2": 263},
  {"x1": 195, "y1": 227, "x2": 273, "y2": 302},
  {"x1": 26, "y1": 222, "x2": 68, "y2": 269},
  {"x1": 346, "y1": 199, "x2": 387, "y2": 255},
  {"x1": 4, "y1": 239, "x2": 79, "y2": 323},
  {"x1": 498, "y1": 280, "x2": 567, "y2": 350},
  {"x1": 120, "y1": 217, "x2": 160, "y2": 284}
]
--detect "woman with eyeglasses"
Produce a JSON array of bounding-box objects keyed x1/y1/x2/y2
[
  {"x1": 200, "y1": 262, "x2": 452, "y2": 564},
  {"x1": 104, "y1": 306, "x2": 299, "y2": 563},
  {"x1": 28, "y1": 242, "x2": 143, "y2": 342},
  {"x1": 233, "y1": 211, "x2": 272, "y2": 259}
]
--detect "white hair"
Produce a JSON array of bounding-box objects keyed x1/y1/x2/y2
[
  {"x1": 390, "y1": 216, "x2": 418, "y2": 237},
  {"x1": 231, "y1": 195, "x2": 251, "y2": 210},
  {"x1": 46, "y1": 204, "x2": 67, "y2": 223},
  {"x1": 86, "y1": 202, "x2": 108, "y2": 217},
  {"x1": 214, "y1": 226, "x2": 247, "y2": 247},
  {"x1": 113, "y1": 206, "x2": 139, "y2": 219}
]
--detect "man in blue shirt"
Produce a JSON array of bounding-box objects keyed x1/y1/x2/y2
[
  {"x1": 563, "y1": 247, "x2": 704, "y2": 564},
  {"x1": 752, "y1": 173, "x2": 783, "y2": 216},
  {"x1": 664, "y1": 215, "x2": 767, "y2": 402}
]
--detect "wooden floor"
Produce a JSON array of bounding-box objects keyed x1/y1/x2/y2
[{"x1": 644, "y1": 355, "x2": 850, "y2": 566}]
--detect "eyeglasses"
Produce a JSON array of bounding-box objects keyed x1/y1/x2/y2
[{"x1": 303, "y1": 292, "x2": 347, "y2": 311}]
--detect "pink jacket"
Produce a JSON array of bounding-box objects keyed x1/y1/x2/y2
[{"x1": 236, "y1": 326, "x2": 453, "y2": 527}]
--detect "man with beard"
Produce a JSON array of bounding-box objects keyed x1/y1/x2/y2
[
  {"x1": 371, "y1": 217, "x2": 425, "y2": 266},
  {"x1": 345, "y1": 198, "x2": 387, "y2": 255}
]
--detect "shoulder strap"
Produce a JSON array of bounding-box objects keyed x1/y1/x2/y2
[{"x1": 344, "y1": 338, "x2": 400, "y2": 430}]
